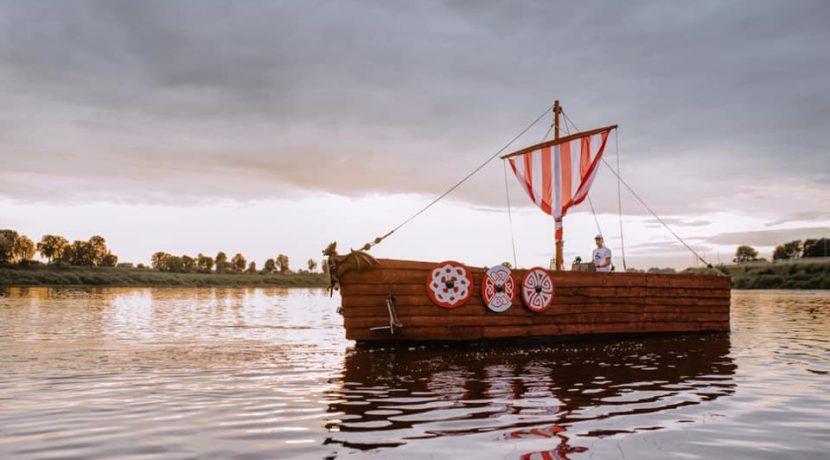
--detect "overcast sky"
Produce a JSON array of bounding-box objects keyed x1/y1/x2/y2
[{"x1": 1, "y1": 0, "x2": 828, "y2": 268}]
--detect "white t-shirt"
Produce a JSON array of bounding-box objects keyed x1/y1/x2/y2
[{"x1": 592, "y1": 246, "x2": 612, "y2": 272}]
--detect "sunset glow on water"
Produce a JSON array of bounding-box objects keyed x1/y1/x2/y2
[{"x1": 1, "y1": 288, "x2": 828, "y2": 459}]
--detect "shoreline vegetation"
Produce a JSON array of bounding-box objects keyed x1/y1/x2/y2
[
  {"x1": 2, "y1": 259, "x2": 829, "y2": 290},
  {"x1": 683, "y1": 261, "x2": 830, "y2": 290},
  {"x1": 680, "y1": 239, "x2": 830, "y2": 289},
  {"x1": 0, "y1": 228, "x2": 331, "y2": 288},
  {"x1": 0, "y1": 264, "x2": 329, "y2": 288},
  {"x1": 1, "y1": 228, "x2": 827, "y2": 289}
]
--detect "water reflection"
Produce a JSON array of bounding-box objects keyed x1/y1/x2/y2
[
  {"x1": 2, "y1": 288, "x2": 829, "y2": 459},
  {"x1": 327, "y1": 334, "x2": 735, "y2": 457}
]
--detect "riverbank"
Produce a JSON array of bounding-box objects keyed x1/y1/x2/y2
[
  {"x1": 0, "y1": 265, "x2": 329, "y2": 288},
  {"x1": 3, "y1": 262, "x2": 828, "y2": 290},
  {"x1": 686, "y1": 261, "x2": 830, "y2": 289}
]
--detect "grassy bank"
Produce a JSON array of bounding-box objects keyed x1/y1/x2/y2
[
  {"x1": 685, "y1": 261, "x2": 830, "y2": 289},
  {"x1": 0, "y1": 265, "x2": 329, "y2": 288},
  {"x1": 5, "y1": 262, "x2": 827, "y2": 290}
]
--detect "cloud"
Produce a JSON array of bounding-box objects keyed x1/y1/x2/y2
[
  {"x1": 1, "y1": 0, "x2": 829, "y2": 218},
  {"x1": 703, "y1": 226, "x2": 830, "y2": 247},
  {"x1": 767, "y1": 211, "x2": 830, "y2": 227},
  {"x1": 643, "y1": 217, "x2": 710, "y2": 228},
  {"x1": 624, "y1": 239, "x2": 711, "y2": 254}
]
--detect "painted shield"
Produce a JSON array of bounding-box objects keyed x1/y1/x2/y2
[
  {"x1": 426, "y1": 261, "x2": 473, "y2": 308},
  {"x1": 521, "y1": 267, "x2": 554, "y2": 312},
  {"x1": 481, "y1": 265, "x2": 515, "y2": 312}
]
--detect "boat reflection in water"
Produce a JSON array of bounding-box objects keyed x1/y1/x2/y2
[{"x1": 326, "y1": 334, "x2": 735, "y2": 459}]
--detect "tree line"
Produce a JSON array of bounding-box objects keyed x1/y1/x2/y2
[
  {"x1": 149, "y1": 251, "x2": 328, "y2": 275},
  {"x1": 0, "y1": 229, "x2": 117, "y2": 266},
  {"x1": 734, "y1": 237, "x2": 829, "y2": 263},
  {"x1": 1, "y1": 228, "x2": 330, "y2": 276}
]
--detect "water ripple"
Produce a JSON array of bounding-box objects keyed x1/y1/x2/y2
[{"x1": 0, "y1": 288, "x2": 828, "y2": 459}]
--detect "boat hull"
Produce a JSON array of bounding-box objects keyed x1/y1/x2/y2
[{"x1": 338, "y1": 259, "x2": 731, "y2": 343}]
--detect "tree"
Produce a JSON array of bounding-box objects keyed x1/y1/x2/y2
[
  {"x1": 773, "y1": 240, "x2": 802, "y2": 261},
  {"x1": 54, "y1": 236, "x2": 113, "y2": 267},
  {"x1": 166, "y1": 256, "x2": 184, "y2": 273},
  {"x1": 197, "y1": 253, "x2": 214, "y2": 273},
  {"x1": 263, "y1": 258, "x2": 276, "y2": 273},
  {"x1": 321, "y1": 258, "x2": 329, "y2": 275},
  {"x1": 307, "y1": 258, "x2": 317, "y2": 272},
  {"x1": 232, "y1": 253, "x2": 247, "y2": 272},
  {"x1": 60, "y1": 242, "x2": 76, "y2": 265},
  {"x1": 62, "y1": 240, "x2": 95, "y2": 266},
  {"x1": 247, "y1": 261, "x2": 257, "y2": 273},
  {"x1": 0, "y1": 229, "x2": 19, "y2": 263},
  {"x1": 802, "y1": 238, "x2": 830, "y2": 258},
  {"x1": 152, "y1": 252, "x2": 171, "y2": 271},
  {"x1": 151, "y1": 253, "x2": 188, "y2": 273},
  {"x1": 37, "y1": 235, "x2": 69, "y2": 263},
  {"x1": 88, "y1": 235, "x2": 109, "y2": 266},
  {"x1": 100, "y1": 253, "x2": 118, "y2": 267},
  {"x1": 12, "y1": 235, "x2": 36, "y2": 263},
  {"x1": 182, "y1": 255, "x2": 195, "y2": 272},
  {"x1": 215, "y1": 251, "x2": 228, "y2": 273},
  {"x1": 276, "y1": 254, "x2": 290, "y2": 273},
  {"x1": 733, "y1": 245, "x2": 759, "y2": 263}
]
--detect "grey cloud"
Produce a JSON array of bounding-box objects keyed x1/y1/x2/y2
[
  {"x1": 1, "y1": 0, "x2": 829, "y2": 214},
  {"x1": 624, "y1": 240, "x2": 710, "y2": 254},
  {"x1": 704, "y1": 226, "x2": 830, "y2": 247},
  {"x1": 643, "y1": 217, "x2": 710, "y2": 228},
  {"x1": 767, "y1": 211, "x2": 830, "y2": 227}
]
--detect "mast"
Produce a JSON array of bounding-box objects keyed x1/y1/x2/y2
[{"x1": 553, "y1": 100, "x2": 564, "y2": 271}]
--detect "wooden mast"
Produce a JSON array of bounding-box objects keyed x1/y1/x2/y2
[{"x1": 553, "y1": 100, "x2": 563, "y2": 271}]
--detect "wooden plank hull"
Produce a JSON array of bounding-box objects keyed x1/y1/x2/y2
[{"x1": 338, "y1": 258, "x2": 731, "y2": 343}]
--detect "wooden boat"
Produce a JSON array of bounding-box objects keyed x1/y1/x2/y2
[
  {"x1": 326, "y1": 101, "x2": 730, "y2": 344},
  {"x1": 335, "y1": 258, "x2": 729, "y2": 343}
]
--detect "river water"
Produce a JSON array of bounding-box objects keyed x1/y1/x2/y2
[{"x1": 0, "y1": 288, "x2": 828, "y2": 459}]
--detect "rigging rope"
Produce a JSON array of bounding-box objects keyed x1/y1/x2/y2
[
  {"x1": 563, "y1": 109, "x2": 710, "y2": 268},
  {"x1": 561, "y1": 109, "x2": 579, "y2": 134},
  {"x1": 541, "y1": 120, "x2": 554, "y2": 142},
  {"x1": 586, "y1": 195, "x2": 603, "y2": 236},
  {"x1": 503, "y1": 161, "x2": 519, "y2": 268},
  {"x1": 357, "y1": 103, "x2": 555, "y2": 252},
  {"x1": 599, "y1": 158, "x2": 714, "y2": 268},
  {"x1": 615, "y1": 130, "x2": 628, "y2": 271}
]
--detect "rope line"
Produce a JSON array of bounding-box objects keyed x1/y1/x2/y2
[
  {"x1": 541, "y1": 125, "x2": 553, "y2": 141},
  {"x1": 503, "y1": 161, "x2": 518, "y2": 268},
  {"x1": 600, "y1": 157, "x2": 714, "y2": 268},
  {"x1": 563, "y1": 109, "x2": 708, "y2": 268},
  {"x1": 559, "y1": 107, "x2": 577, "y2": 136},
  {"x1": 561, "y1": 109, "x2": 580, "y2": 135},
  {"x1": 541, "y1": 120, "x2": 554, "y2": 142},
  {"x1": 615, "y1": 129, "x2": 627, "y2": 271},
  {"x1": 586, "y1": 195, "x2": 603, "y2": 236},
  {"x1": 357, "y1": 103, "x2": 555, "y2": 251}
]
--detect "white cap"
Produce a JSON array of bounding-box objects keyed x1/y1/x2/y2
[{"x1": 595, "y1": 234, "x2": 603, "y2": 239}]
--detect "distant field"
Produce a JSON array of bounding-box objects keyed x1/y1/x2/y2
[
  {"x1": 0, "y1": 265, "x2": 329, "y2": 288},
  {"x1": 685, "y1": 261, "x2": 830, "y2": 289}
]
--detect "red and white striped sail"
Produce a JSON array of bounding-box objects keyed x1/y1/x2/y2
[{"x1": 504, "y1": 126, "x2": 616, "y2": 222}]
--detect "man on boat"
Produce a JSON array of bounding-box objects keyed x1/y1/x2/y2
[{"x1": 593, "y1": 234, "x2": 613, "y2": 272}]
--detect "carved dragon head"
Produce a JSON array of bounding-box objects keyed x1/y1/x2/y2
[{"x1": 323, "y1": 241, "x2": 337, "y2": 256}]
